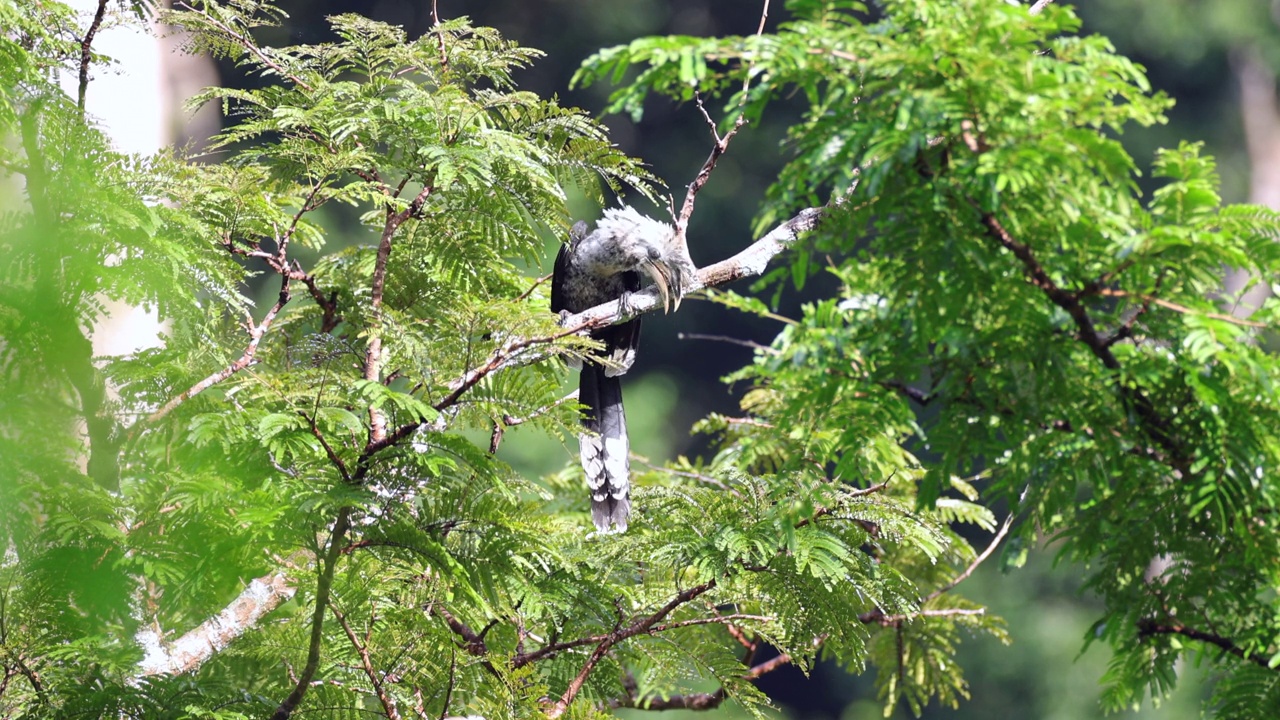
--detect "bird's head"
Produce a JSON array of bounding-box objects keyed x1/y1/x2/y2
[{"x1": 593, "y1": 206, "x2": 693, "y2": 312}]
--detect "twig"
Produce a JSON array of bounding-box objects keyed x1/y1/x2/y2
[
  {"x1": 1137, "y1": 619, "x2": 1275, "y2": 670},
  {"x1": 77, "y1": 0, "x2": 109, "y2": 114},
  {"x1": 648, "y1": 614, "x2": 772, "y2": 634},
  {"x1": 610, "y1": 688, "x2": 727, "y2": 711},
  {"x1": 608, "y1": 644, "x2": 801, "y2": 711},
  {"x1": 300, "y1": 411, "x2": 353, "y2": 483},
  {"x1": 678, "y1": 332, "x2": 778, "y2": 354},
  {"x1": 515, "y1": 272, "x2": 554, "y2": 302},
  {"x1": 489, "y1": 391, "x2": 579, "y2": 453},
  {"x1": 546, "y1": 581, "x2": 717, "y2": 718},
  {"x1": 922, "y1": 511, "x2": 1014, "y2": 605},
  {"x1": 631, "y1": 458, "x2": 736, "y2": 494},
  {"x1": 330, "y1": 602, "x2": 402, "y2": 720},
  {"x1": 1096, "y1": 288, "x2": 1268, "y2": 329},
  {"x1": 176, "y1": 2, "x2": 314, "y2": 91},
  {"x1": 794, "y1": 480, "x2": 892, "y2": 531}
]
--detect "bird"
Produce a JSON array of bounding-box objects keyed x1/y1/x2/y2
[{"x1": 551, "y1": 206, "x2": 693, "y2": 533}]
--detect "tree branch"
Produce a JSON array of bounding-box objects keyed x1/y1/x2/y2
[
  {"x1": 546, "y1": 581, "x2": 718, "y2": 718},
  {"x1": 364, "y1": 185, "x2": 435, "y2": 445},
  {"x1": 143, "y1": 279, "x2": 291, "y2": 425},
  {"x1": 356, "y1": 202, "x2": 831, "y2": 477},
  {"x1": 674, "y1": 0, "x2": 770, "y2": 233},
  {"x1": 272, "y1": 507, "x2": 353, "y2": 720},
  {"x1": 1137, "y1": 618, "x2": 1276, "y2": 671},
  {"x1": 175, "y1": 2, "x2": 314, "y2": 91},
  {"x1": 330, "y1": 601, "x2": 401, "y2": 720},
  {"x1": 922, "y1": 511, "x2": 1014, "y2": 605},
  {"x1": 77, "y1": 0, "x2": 110, "y2": 114},
  {"x1": 136, "y1": 568, "x2": 299, "y2": 677},
  {"x1": 977, "y1": 213, "x2": 1185, "y2": 468},
  {"x1": 1097, "y1": 288, "x2": 1268, "y2": 329}
]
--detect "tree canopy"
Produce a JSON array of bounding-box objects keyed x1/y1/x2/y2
[{"x1": 3, "y1": 0, "x2": 1280, "y2": 718}]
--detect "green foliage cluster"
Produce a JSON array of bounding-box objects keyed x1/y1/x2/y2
[
  {"x1": 4, "y1": 0, "x2": 1280, "y2": 718},
  {"x1": 0, "y1": 0, "x2": 1003, "y2": 717},
  {"x1": 584, "y1": 0, "x2": 1280, "y2": 716}
]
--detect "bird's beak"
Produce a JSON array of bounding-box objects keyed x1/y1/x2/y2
[{"x1": 640, "y1": 259, "x2": 684, "y2": 313}]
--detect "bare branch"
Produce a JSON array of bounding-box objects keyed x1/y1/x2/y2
[
  {"x1": 674, "y1": 0, "x2": 771, "y2": 233},
  {"x1": 922, "y1": 512, "x2": 1014, "y2": 605},
  {"x1": 136, "y1": 567, "x2": 299, "y2": 677},
  {"x1": 77, "y1": 0, "x2": 109, "y2": 114},
  {"x1": 678, "y1": 332, "x2": 778, "y2": 354}
]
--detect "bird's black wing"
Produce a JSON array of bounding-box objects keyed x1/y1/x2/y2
[{"x1": 550, "y1": 240, "x2": 571, "y2": 314}]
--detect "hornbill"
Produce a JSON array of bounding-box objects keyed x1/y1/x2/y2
[{"x1": 551, "y1": 206, "x2": 692, "y2": 533}]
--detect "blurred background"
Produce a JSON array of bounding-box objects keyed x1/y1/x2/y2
[{"x1": 88, "y1": 0, "x2": 1272, "y2": 716}]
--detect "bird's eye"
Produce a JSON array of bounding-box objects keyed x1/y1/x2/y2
[{"x1": 647, "y1": 246, "x2": 661, "y2": 261}]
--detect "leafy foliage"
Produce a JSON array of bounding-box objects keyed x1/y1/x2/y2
[
  {"x1": 578, "y1": 0, "x2": 1280, "y2": 715},
  {"x1": 5, "y1": 0, "x2": 1280, "y2": 718}
]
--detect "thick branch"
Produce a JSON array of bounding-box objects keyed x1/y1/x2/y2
[
  {"x1": 272, "y1": 508, "x2": 353, "y2": 720},
  {"x1": 136, "y1": 569, "x2": 298, "y2": 676}
]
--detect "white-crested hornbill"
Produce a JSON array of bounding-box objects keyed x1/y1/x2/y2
[{"x1": 551, "y1": 206, "x2": 692, "y2": 532}]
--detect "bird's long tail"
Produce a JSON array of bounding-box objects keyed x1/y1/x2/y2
[{"x1": 578, "y1": 364, "x2": 630, "y2": 532}]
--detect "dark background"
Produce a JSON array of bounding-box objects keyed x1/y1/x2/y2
[{"x1": 211, "y1": 2, "x2": 1239, "y2": 716}]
